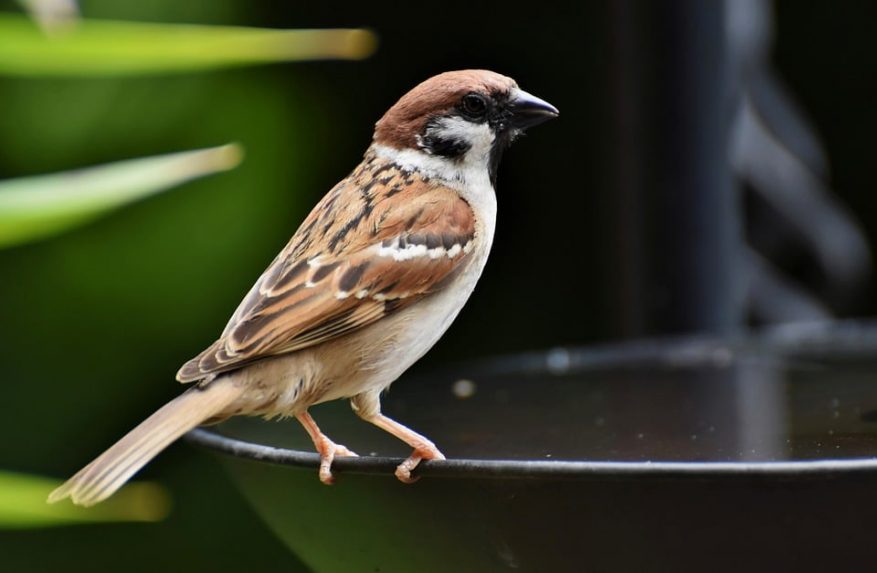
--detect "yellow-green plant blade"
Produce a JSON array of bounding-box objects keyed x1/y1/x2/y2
[
  {"x1": 0, "y1": 14, "x2": 377, "y2": 76},
  {"x1": 0, "y1": 470, "x2": 170, "y2": 528},
  {"x1": 0, "y1": 143, "x2": 243, "y2": 248}
]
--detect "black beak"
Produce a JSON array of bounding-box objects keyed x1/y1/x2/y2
[{"x1": 508, "y1": 88, "x2": 559, "y2": 130}]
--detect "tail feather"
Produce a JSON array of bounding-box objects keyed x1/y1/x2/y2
[{"x1": 49, "y1": 379, "x2": 244, "y2": 507}]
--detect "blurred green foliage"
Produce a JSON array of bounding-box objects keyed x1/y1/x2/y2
[
  {"x1": 0, "y1": 13, "x2": 376, "y2": 76},
  {"x1": 0, "y1": 141, "x2": 241, "y2": 530},
  {"x1": 0, "y1": 143, "x2": 241, "y2": 248},
  {"x1": 0, "y1": 470, "x2": 170, "y2": 528}
]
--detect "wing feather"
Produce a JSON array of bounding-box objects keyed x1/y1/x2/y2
[{"x1": 177, "y1": 160, "x2": 477, "y2": 383}]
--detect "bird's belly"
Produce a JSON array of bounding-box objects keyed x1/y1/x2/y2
[
  {"x1": 373, "y1": 286, "x2": 470, "y2": 379},
  {"x1": 316, "y1": 252, "x2": 488, "y2": 404}
]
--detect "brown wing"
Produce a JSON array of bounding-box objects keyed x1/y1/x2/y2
[{"x1": 177, "y1": 158, "x2": 477, "y2": 383}]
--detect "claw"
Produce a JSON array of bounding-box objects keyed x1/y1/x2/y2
[
  {"x1": 296, "y1": 410, "x2": 357, "y2": 486},
  {"x1": 350, "y1": 405, "x2": 446, "y2": 484},
  {"x1": 394, "y1": 447, "x2": 445, "y2": 484},
  {"x1": 317, "y1": 440, "x2": 358, "y2": 485}
]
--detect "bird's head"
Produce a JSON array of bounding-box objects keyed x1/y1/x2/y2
[{"x1": 373, "y1": 70, "x2": 558, "y2": 185}]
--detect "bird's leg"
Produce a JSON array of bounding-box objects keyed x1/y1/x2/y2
[
  {"x1": 295, "y1": 410, "x2": 357, "y2": 485},
  {"x1": 368, "y1": 415, "x2": 446, "y2": 483},
  {"x1": 351, "y1": 392, "x2": 445, "y2": 483}
]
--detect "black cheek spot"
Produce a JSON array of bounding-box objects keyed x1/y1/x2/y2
[{"x1": 420, "y1": 132, "x2": 471, "y2": 159}]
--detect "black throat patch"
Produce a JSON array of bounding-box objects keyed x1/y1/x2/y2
[{"x1": 488, "y1": 129, "x2": 519, "y2": 187}]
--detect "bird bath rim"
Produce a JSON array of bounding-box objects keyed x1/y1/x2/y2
[
  {"x1": 186, "y1": 319, "x2": 877, "y2": 480},
  {"x1": 185, "y1": 427, "x2": 877, "y2": 480}
]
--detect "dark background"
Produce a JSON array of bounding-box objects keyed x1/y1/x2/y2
[{"x1": 0, "y1": 1, "x2": 874, "y2": 570}]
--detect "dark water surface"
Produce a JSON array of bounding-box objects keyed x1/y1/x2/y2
[{"x1": 215, "y1": 343, "x2": 877, "y2": 465}]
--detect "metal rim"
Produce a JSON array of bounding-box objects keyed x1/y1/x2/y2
[
  {"x1": 186, "y1": 428, "x2": 877, "y2": 480},
  {"x1": 186, "y1": 321, "x2": 877, "y2": 480}
]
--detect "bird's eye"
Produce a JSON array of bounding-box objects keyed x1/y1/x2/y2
[{"x1": 461, "y1": 93, "x2": 488, "y2": 119}]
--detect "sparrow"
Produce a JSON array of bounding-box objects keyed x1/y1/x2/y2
[{"x1": 49, "y1": 70, "x2": 558, "y2": 507}]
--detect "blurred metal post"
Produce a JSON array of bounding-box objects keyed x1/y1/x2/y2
[{"x1": 608, "y1": 0, "x2": 743, "y2": 337}]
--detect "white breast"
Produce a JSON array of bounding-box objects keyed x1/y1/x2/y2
[{"x1": 342, "y1": 144, "x2": 498, "y2": 389}]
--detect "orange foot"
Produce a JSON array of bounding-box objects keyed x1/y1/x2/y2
[
  {"x1": 296, "y1": 410, "x2": 358, "y2": 485},
  {"x1": 395, "y1": 445, "x2": 446, "y2": 484},
  {"x1": 316, "y1": 439, "x2": 358, "y2": 485}
]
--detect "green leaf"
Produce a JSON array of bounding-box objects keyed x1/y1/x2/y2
[
  {"x1": 0, "y1": 470, "x2": 170, "y2": 528},
  {"x1": 0, "y1": 143, "x2": 243, "y2": 248},
  {"x1": 0, "y1": 13, "x2": 377, "y2": 76}
]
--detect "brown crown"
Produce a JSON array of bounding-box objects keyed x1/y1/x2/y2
[{"x1": 373, "y1": 70, "x2": 518, "y2": 150}]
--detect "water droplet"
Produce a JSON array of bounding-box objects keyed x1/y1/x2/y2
[
  {"x1": 546, "y1": 348, "x2": 571, "y2": 374},
  {"x1": 451, "y1": 379, "x2": 476, "y2": 399}
]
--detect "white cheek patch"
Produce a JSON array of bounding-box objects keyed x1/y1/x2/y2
[{"x1": 424, "y1": 116, "x2": 495, "y2": 162}]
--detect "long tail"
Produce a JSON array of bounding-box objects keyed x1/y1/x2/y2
[{"x1": 48, "y1": 379, "x2": 244, "y2": 507}]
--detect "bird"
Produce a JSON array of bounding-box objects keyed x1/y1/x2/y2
[{"x1": 48, "y1": 70, "x2": 558, "y2": 507}]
